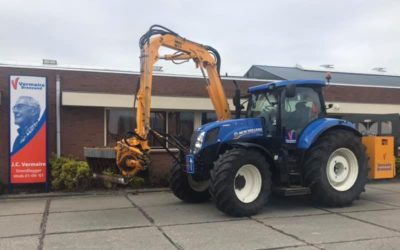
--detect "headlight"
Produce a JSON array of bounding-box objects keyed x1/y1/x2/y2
[{"x1": 193, "y1": 131, "x2": 205, "y2": 154}]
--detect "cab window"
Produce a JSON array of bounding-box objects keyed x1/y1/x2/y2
[{"x1": 282, "y1": 87, "x2": 321, "y2": 134}]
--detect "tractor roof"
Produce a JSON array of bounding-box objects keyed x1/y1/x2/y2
[{"x1": 248, "y1": 79, "x2": 326, "y2": 93}]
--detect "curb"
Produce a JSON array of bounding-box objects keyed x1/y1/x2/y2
[{"x1": 0, "y1": 187, "x2": 170, "y2": 200}]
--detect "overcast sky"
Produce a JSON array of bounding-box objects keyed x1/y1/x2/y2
[{"x1": 1, "y1": 0, "x2": 400, "y2": 76}]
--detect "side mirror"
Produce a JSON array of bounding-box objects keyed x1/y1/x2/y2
[
  {"x1": 232, "y1": 80, "x2": 241, "y2": 119},
  {"x1": 285, "y1": 84, "x2": 296, "y2": 98},
  {"x1": 233, "y1": 89, "x2": 241, "y2": 107}
]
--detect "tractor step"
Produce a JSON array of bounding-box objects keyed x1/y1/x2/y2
[{"x1": 273, "y1": 186, "x2": 311, "y2": 197}]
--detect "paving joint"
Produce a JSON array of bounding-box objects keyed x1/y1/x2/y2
[
  {"x1": 255, "y1": 244, "x2": 312, "y2": 250},
  {"x1": 48, "y1": 206, "x2": 135, "y2": 214},
  {"x1": 0, "y1": 212, "x2": 44, "y2": 218},
  {"x1": 125, "y1": 194, "x2": 181, "y2": 249},
  {"x1": 252, "y1": 218, "x2": 324, "y2": 250},
  {"x1": 320, "y1": 207, "x2": 400, "y2": 234},
  {"x1": 361, "y1": 197, "x2": 400, "y2": 208},
  {"x1": 0, "y1": 233, "x2": 41, "y2": 240},
  {"x1": 45, "y1": 225, "x2": 152, "y2": 236},
  {"x1": 331, "y1": 206, "x2": 400, "y2": 214},
  {"x1": 159, "y1": 217, "x2": 247, "y2": 227},
  {"x1": 38, "y1": 199, "x2": 51, "y2": 250},
  {"x1": 318, "y1": 235, "x2": 400, "y2": 246},
  {"x1": 252, "y1": 211, "x2": 328, "y2": 220}
]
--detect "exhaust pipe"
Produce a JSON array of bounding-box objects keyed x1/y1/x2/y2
[{"x1": 92, "y1": 173, "x2": 129, "y2": 185}]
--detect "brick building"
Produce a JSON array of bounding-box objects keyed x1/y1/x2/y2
[{"x1": 0, "y1": 63, "x2": 399, "y2": 185}]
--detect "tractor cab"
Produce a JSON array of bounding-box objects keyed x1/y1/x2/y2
[{"x1": 247, "y1": 80, "x2": 326, "y2": 144}]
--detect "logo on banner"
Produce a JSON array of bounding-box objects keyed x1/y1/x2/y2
[{"x1": 11, "y1": 77, "x2": 19, "y2": 90}]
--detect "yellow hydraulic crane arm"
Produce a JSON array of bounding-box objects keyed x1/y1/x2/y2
[{"x1": 115, "y1": 25, "x2": 231, "y2": 177}]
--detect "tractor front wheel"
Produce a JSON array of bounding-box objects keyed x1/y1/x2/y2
[
  {"x1": 169, "y1": 163, "x2": 210, "y2": 203},
  {"x1": 210, "y1": 148, "x2": 271, "y2": 217}
]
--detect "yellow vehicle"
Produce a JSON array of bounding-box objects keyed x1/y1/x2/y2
[
  {"x1": 362, "y1": 136, "x2": 396, "y2": 179},
  {"x1": 114, "y1": 25, "x2": 232, "y2": 177}
]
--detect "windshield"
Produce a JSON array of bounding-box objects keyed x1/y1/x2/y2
[{"x1": 248, "y1": 92, "x2": 278, "y2": 120}]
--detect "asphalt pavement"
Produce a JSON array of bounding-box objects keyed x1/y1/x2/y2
[{"x1": 1, "y1": 182, "x2": 400, "y2": 250}]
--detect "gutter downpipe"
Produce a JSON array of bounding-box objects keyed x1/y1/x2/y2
[{"x1": 56, "y1": 74, "x2": 61, "y2": 157}]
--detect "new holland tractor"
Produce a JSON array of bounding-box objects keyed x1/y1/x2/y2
[
  {"x1": 87, "y1": 25, "x2": 367, "y2": 217},
  {"x1": 171, "y1": 79, "x2": 368, "y2": 217}
]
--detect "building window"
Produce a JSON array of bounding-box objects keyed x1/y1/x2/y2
[
  {"x1": 149, "y1": 112, "x2": 167, "y2": 147},
  {"x1": 168, "y1": 112, "x2": 194, "y2": 146},
  {"x1": 357, "y1": 122, "x2": 378, "y2": 135},
  {"x1": 106, "y1": 109, "x2": 166, "y2": 148},
  {"x1": 202, "y1": 112, "x2": 217, "y2": 125},
  {"x1": 381, "y1": 121, "x2": 392, "y2": 135},
  {"x1": 106, "y1": 109, "x2": 197, "y2": 149},
  {"x1": 106, "y1": 109, "x2": 135, "y2": 147}
]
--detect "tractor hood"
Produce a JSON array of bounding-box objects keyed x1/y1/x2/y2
[{"x1": 191, "y1": 118, "x2": 264, "y2": 153}]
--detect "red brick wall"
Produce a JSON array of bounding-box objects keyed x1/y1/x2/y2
[
  {"x1": 1, "y1": 65, "x2": 400, "y2": 185},
  {"x1": 0, "y1": 87, "x2": 9, "y2": 184},
  {"x1": 324, "y1": 85, "x2": 400, "y2": 104},
  {"x1": 61, "y1": 106, "x2": 104, "y2": 159}
]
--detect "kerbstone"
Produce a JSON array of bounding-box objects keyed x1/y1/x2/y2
[
  {"x1": 50, "y1": 195, "x2": 132, "y2": 212},
  {"x1": 0, "y1": 214, "x2": 42, "y2": 237},
  {"x1": 44, "y1": 227, "x2": 175, "y2": 250},
  {"x1": 262, "y1": 214, "x2": 399, "y2": 244},
  {"x1": 0, "y1": 199, "x2": 46, "y2": 215},
  {"x1": 163, "y1": 220, "x2": 304, "y2": 250},
  {"x1": 46, "y1": 208, "x2": 150, "y2": 233},
  {"x1": 0, "y1": 236, "x2": 40, "y2": 250}
]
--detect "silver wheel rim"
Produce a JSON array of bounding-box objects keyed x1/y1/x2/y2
[
  {"x1": 234, "y1": 164, "x2": 262, "y2": 203},
  {"x1": 188, "y1": 175, "x2": 209, "y2": 192},
  {"x1": 326, "y1": 148, "x2": 359, "y2": 192}
]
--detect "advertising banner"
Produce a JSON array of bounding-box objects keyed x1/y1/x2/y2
[{"x1": 9, "y1": 76, "x2": 47, "y2": 183}]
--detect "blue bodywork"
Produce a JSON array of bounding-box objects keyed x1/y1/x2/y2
[
  {"x1": 298, "y1": 118, "x2": 360, "y2": 149},
  {"x1": 195, "y1": 118, "x2": 264, "y2": 147},
  {"x1": 187, "y1": 79, "x2": 360, "y2": 175}
]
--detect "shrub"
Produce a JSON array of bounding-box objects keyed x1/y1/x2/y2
[
  {"x1": 50, "y1": 155, "x2": 92, "y2": 191},
  {"x1": 396, "y1": 157, "x2": 400, "y2": 178}
]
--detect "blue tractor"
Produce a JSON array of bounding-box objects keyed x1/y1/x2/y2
[{"x1": 170, "y1": 79, "x2": 368, "y2": 217}]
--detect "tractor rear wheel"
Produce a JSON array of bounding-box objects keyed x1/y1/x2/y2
[
  {"x1": 210, "y1": 148, "x2": 271, "y2": 217},
  {"x1": 304, "y1": 130, "x2": 367, "y2": 206},
  {"x1": 169, "y1": 163, "x2": 210, "y2": 203}
]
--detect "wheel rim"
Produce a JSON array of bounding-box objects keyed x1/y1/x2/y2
[
  {"x1": 234, "y1": 164, "x2": 262, "y2": 203},
  {"x1": 188, "y1": 175, "x2": 209, "y2": 192},
  {"x1": 326, "y1": 148, "x2": 359, "y2": 192}
]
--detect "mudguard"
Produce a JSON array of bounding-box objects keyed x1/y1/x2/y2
[
  {"x1": 298, "y1": 118, "x2": 361, "y2": 150},
  {"x1": 227, "y1": 141, "x2": 273, "y2": 160}
]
